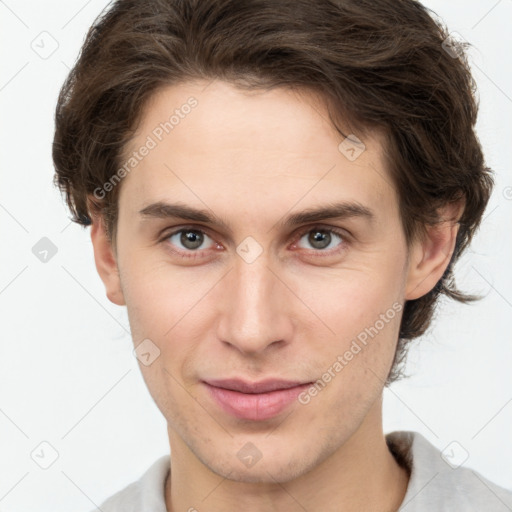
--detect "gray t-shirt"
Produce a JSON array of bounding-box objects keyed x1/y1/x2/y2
[{"x1": 95, "y1": 430, "x2": 512, "y2": 511}]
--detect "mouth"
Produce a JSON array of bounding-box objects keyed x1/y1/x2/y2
[{"x1": 202, "y1": 378, "x2": 313, "y2": 421}]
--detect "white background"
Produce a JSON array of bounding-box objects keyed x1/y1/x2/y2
[{"x1": 1, "y1": 1, "x2": 511, "y2": 510}]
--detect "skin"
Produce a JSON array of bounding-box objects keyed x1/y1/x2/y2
[{"x1": 90, "y1": 79, "x2": 462, "y2": 511}]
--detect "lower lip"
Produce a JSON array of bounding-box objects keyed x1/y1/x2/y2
[{"x1": 203, "y1": 382, "x2": 311, "y2": 421}]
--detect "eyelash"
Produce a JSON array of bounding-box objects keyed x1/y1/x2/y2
[{"x1": 159, "y1": 225, "x2": 350, "y2": 260}]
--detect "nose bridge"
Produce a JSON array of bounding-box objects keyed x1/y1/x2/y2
[{"x1": 217, "y1": 250, "x2": 290, "y2": 354}]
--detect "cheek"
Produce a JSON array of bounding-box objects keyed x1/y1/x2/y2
[
  {"x1": 295, "y1": 255, "x2": 406, "y2": 390},
  {"x1": 298, "y1": 259, "x2": 405, "y2": 337},
  {"x1": 118, "y1": 259, "x2": 202, "y2": 413},
  {"x1": 118, "y1": 256, "x2": 214, "y2": 391},
  {"x1": 118, "y1": 252, "x2": 199, "y2": 338}
]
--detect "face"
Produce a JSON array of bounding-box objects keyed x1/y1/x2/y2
[{"x1": 91, "y1": 79, "x2": 450, "y2": 484}]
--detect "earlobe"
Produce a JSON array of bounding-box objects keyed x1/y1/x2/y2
[
  {"x1": 404, "y1": 202, "x2": 463, "y2": 301},
  {"x1": 89, "y1": 213, "x2": 126, "y2": 306}
]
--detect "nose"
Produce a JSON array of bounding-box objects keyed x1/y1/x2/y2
[{"x1": 215, "y1": 252, "x2": 294, "y2": 355}]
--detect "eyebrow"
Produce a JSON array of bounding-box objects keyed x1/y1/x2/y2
[{"x1": 138, "y1": 200, "x2": 375, "y2": 232}]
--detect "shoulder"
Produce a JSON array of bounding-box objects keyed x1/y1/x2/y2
[
  {"x1": 386, "y1": 430, "x2": 512, "y2": 512},
  {"x1": 93, "y1": 455, "x2": 170, "y2": 512}
]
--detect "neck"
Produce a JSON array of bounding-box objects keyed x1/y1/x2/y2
[{"x1": 165, "y1": 396, "x2": 409, "y2": 512}]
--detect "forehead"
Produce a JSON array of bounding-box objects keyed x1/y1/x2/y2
[{"x1": 118, "y1": 80, "x2": 397, "y2": 224}]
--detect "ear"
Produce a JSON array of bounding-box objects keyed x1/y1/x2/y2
[
  {"x1": 405, "y1": 200, "x2": 464, "y2": 301},
  {"x1": 89, "y1": 203, "x2": 126, "y2": 306}
]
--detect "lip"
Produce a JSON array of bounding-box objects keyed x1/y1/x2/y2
[{"x1": 203, "y1": 378, "x2": 312, "y2": 421}]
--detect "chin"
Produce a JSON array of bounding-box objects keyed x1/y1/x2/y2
[{"x1": 203, "y1": 451, "x2": 313, "y2": 485}]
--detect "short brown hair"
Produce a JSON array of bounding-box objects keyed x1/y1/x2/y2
[{"x1": 52, "y1": 0, "x2": 493, "y2": 385}]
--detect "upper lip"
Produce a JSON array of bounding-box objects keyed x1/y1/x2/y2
[{"x1": 203, "y1": 378, "x2": 311, "y2": 394}]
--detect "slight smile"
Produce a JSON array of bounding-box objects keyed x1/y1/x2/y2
[{"x1": 202, "y1": 379, "x2": 314, "y2": 421}]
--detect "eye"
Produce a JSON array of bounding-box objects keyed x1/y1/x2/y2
[
  {"x1": 293, "y1": 226, "x2": 347, "y2": 254},
  {"x1": 163, "y1": 227, "x2": 219, "y2": 258}
]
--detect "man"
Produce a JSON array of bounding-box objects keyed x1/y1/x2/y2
[{"x1": 52, "y1": 0, "x2": 512, "y2": 510}]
